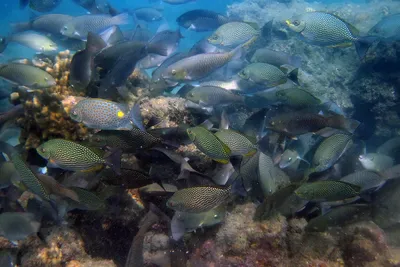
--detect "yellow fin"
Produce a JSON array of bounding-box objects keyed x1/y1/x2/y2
[
  {"x1": 214, "y1": 158, "x2": 229, "y2": 164},
  {"x1": 81, "y1": 165, "x2": 104, "y2": 173},
  {"x1": 117, "y1": 110, "x2": 125, "y2": 118},
  {"x1": 244, "y1": 149, "x2": 257, "y2": 157},
  {"x1": 327, "y1": 43, "x2": 352, "y2": 48}
]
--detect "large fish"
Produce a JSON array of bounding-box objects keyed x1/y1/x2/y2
[
  {"x1": 250, "y1": 48, "x2": 302, "y2": 68},
  {"x1": 36, "y1": 139, "x2": 121, "y2": 173},
  {"x1": 11, "y1": 14, "x2": 73, "y2": 34},
  {"x1": 177, "y1": 9, "x2": 230, "y2": 32},
  {"x1": 60, "y1": 13, "x2": 129, "y2": 40},
  {"x1": 208, "y1": 21, "x2": 259, "y2": 48},
  {"x1": 70, "y1": 99, "x2": 144, "y2": 131},
  {"x1": 295, "y1": 180, "x2": 360, "y2": 202},
  {"x1": 286, "y1": 12, "x2": 377, "y2": 59}
]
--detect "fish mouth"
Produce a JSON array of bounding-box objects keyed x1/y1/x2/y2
[{"x1": 285, "y1": 20, "x2": 291, "y2": 26}]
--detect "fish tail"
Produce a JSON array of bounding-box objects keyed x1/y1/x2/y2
[
  {"x1": 355, "y1": 36, "x2": 378, "y2": 59},
  {"x1": 110, "y1": 12, "x2": 130, "y2": 26},
  {"x1": 287, "y1": 68, "x2": 300, "y2": 86},
  {"x1": 129, "y1": 103, "x2": 145, "y2": 131},
  {"x1": 104, "y1": 148, "x2": 122, "y2": 175}
]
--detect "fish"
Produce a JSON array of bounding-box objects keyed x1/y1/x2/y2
[
  {"x1": 285, "y1": 12, "x2": 377, "y2": 59},
  {"x1": 0, "y1": 212, "x2": 40, "y2": 242},
  {"x1": 214, "y1": 129, "x2": 257, "y2": 157},
  {"x1": 37, "y1": 174, "x2": 80, "y2": 202},
  {"x1": 0, "y1": 105, "x2": 24, "y2": 128},
  {"x1": 184, "y1": 86, "x2": 244, "y2": 106},
  {"x1": 166, "y1": 185, "x2": 232, "y2": 213},
  {"x1": 306, "y1": 204, "x2": 370, "y2": 232},
  {"x1": 171, "y1": 205, "x2": 226, "y2": 241},
  {"x1": 305, "y1": 133, "x2": 353, "y2": 179},
  {"x1": 358, "y1": 153, "x2": 394, "y2": 172},
  {"x1": 72, "y1": 0, "x2": 111, "y2": 15},
  {"x1": 208, "y1": 21, "x2": 259, "y2": 48},
  {"x1": 198, "y1": 80, "x2": 240, "y2": 91},
  {"x1": 368, "y1": 14, "x2": 400, "y2": 41},
  {"x1": 238, "y1": 63, "x2": 299, "y2": 88},
  {"x1": 377, "y1": 136, "x2": 400, "y2": 157},
  {"x1": 0, "y1": 63, "x2": 56, "y2": 90},
  {"x1": 26, "y1": 0, "x2": 62, "y2": 12},
  {"x1": 0, "y1": 141, "x2": 51, "y2": 201},
  {"x1": 126, "y1": 25, "x2": 153, "y2": 42},
  {"x1": 36, "y1": 139, "x2": 121, "y2": 173},
  {"x1": 69, "y1": 32, "x2": 107, "y2": 91},
  {"x1": 11, "y1": 14, "x2": 74, "y2": 35},
  {"x1": 268, "y1": 111, "x2": 360, "y2": 138},
  {"x1": 177, "y1": 9, "x2": 230, "y2": 32},
  {"x1": 162, "y1": 0, "x2": 196, "y2": 4},
  {"x1": 161, "y1": 46, "x2": 242, "y2": 82},
  {"x1": 138, "y1": 29, "x2": 183, "y2": 69},
  {"x1": 0, "y1": 250, "x2": 14, "y2": 267},
  {"x1": 88, "y1": 128, "x2": 163, "y2": 152},
  {"x1": 340, "y1": 170, "x2": 385, "y2": 192},
  {"x1": 98, "y1": 163, "x2": 153, "y2": 189},
  {"x1": 68, "y1": 187, "x2": 105, "y2": 211},
  {"x1": 132, "y1": 7, "x2": 163, "y2": 22},
  {"x1": 295, "y1": 180, "x2": 361, "y2": 202},
  {"x1": 60, "y1": 13, "x2": 129, "y2": 40},
  {"x1": 70, "y1": 99, "x2": 144, "y2": 131},
  {"x1": 186, "y1": 126, "x2": 231, "y2": 164},
  {"x1": 188, "y1": 37, "x2": 224, "y2": 55},
  {"x1": 7, "y1": 32, "x2": 58, "y2": 53},
  {"x1": 254, "y1": 184, "x2": 307, "y2": 220},
  {"x1": 250, "y1": 48, "x2": 302, "y2": 68},
  {"x1": 279, "y1": 133, "x2": 319, "y2": 169}
]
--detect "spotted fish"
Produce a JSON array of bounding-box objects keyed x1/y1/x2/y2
[{"x1": 70, "y1": 98, "x2": 144, "y2": 131}]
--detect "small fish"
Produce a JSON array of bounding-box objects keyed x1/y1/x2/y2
[
  {"x1": 133, "y1": 7, "x2": 163, "y2": 22},
  {"x1": 161, "y1": 46, "x2": 242, "y2": 82},
  {"x1": 177, "y1": 9, "x2": 230, "y2": 32},
  {"x1": 285, "y1": 12, "x2": 377, "y2": 59},
  {"x1": 368, "y1": 14, "x2": 400, "y2": 41},
  {"x1": 340, "y1": 170, "x2": 385, "y2": 192},
  {"x1": 37, "y1": 174, "x2": 79, "y2": 202},
  {"x1": 186, "y1": 126, "x2": 231, "y2": 164},
  {"x1": 305, "y1": 133, "x2": 353, "y2": 179},
  {"x1": 0, "y1": 63, "x2": 56, "y2": 90},
  {"x1": 0, "y1": 212, "x2": 40, "y2": 242},
  {"x1": 70, "y1": 99, "x2": 144, "y2": 131},
  {"x1": 268, "y1": 111, "x2": 360, "y2": 138},
  {"x1": 167, "y1": 185, "x2": 232, "y2": 213},
  {"x1": 295, "y1": 180, "x2": 361, "y2": 202},
  {"x1": 238, "y1": 63, "x2": 299, "y2": 88},
  {"x1": 12, "y1": 14, "x2": 74, "y2": 35},
  {"x1": 7, "y1": 32, "x2": 57, "y2": 53},
  {"x1": 28, "y1": 0, "x2": 62, "y2": 12},
  {"x1": 69, "y1": 32, "x2": 107, "y2": 91},
  {"x1": 60, "y1": 13, "x2": 129, "y2": 40},
  {"x1": 208, "y1": 21, "x2": 259, "y2": 48},
  {"x1": 306, "y1": 204, "x2": 370, "y2": 232},
  {"x1": 162, "y1": 0, "x2": 196, "y2": 4},
  {"x1": 184, "y1": 86, "x2": 244, "y2": 106},
  {"x1": 36, "y1": 139, "x2": 121, "y2": 173},
  {"x1": 171, "y1": 205, "x2": 226, "y2": 241},
  {"x1": 199, "y1": 80, "x2": 240, "y2": 91},
  {"x1": 250, "y1": 48, "x2": 302, "y2": 68},
  {"x1": 214, "y1": 129, "x2": 257, "y2": 157},
  {"x1": 359, "y1": 153, "x2": 394, "y2": 172},
  {"x1": 68, "y1": 187, "x2": 105, "y2": 211}
]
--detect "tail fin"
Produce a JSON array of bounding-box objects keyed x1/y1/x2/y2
[
  {"x1": 129, "y1": 103, "x2": 145, "y2": 131},
  {"x1": 261, "y1": 19, "x2": 273, "y2": 41},
  {"x1": 110, "y1": 12, "x2": 130, "y2": 26},
  {"x1": 287, "y1": 68, "x2": 299, "y2": 86},
  {"x1": 355, "y1": 36, "x2": 378, "y2": 59},
  {"x1": 104, "y1": 149, "x2": 122, "y2": 175},
  {"x1": 10, "y1": 22, "x2": 31, "y2": 33}
]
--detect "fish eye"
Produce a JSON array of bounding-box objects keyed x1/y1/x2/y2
[
  {"x1": 288, "y1": 157, "x2": 292, "y2": 162},
  {"x1": 293, "y1": 20, "x2": 300, "y2": 26},
  {"x1": 171, "y1": 69, "x2": 177, "y2": 75},
  {"x1": 40, "y1": 148, "x2": 46, "y2": 153},
  {"x1": 63, "y1": 26, "x2": 68, "y2": 30},
  {"x1": 44, "y1": 77, "x2": 48, "y2": 81}
]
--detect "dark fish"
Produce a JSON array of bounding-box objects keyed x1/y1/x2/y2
[
  {"x1": 177, "y1": 9, "x2": 230, "y2": 32},
  {"x1": 286, "y1": 12, "x2": 377, "y2": 59},
  {"x1": 126, "y1": 25, "x2": 153, "y2": 42},
  {"x1": 166, "y1": 185, "x2": 232, "y2": 213},
  {"x1": 98, "y1": 163, "x2": 152, "y2": 189},
  {"x1": 188, "y1": 37, "x2": 223, "y2": 55},
  {"x1": 295, "y1": 180, "x2": 360, "y2": 202},
  {"x1": 11, "y1": 14, "x2": 73, "y2": 35},
  {"x1": 0, "y1": 212, "x2": 40, "y2": 242},
  {"x1": 368, "y1": 14, "x2": 400, "y2": 41},
  {"x1": 306, "y1": 204, "x2": 370, "y2": 232},
  {"x1": 0, "y1": 105, "x2": 24, "y2": 127},
  {"x1": 69, "y1": 32, "x2": 107, "y2": 91},
  {"x1": 28, "y1": 0, "x2": 62, "y2": 12},
  {"x1": 250, "y1": 48, "x2": 302, "y2": 67},
  {"x1": 268, "y1": 111, "x2": 360, "y2": 138}
]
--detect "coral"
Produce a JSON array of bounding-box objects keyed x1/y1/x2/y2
[{"x1": 16, "y1": 50, "x2": 90, "y2": 149}]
